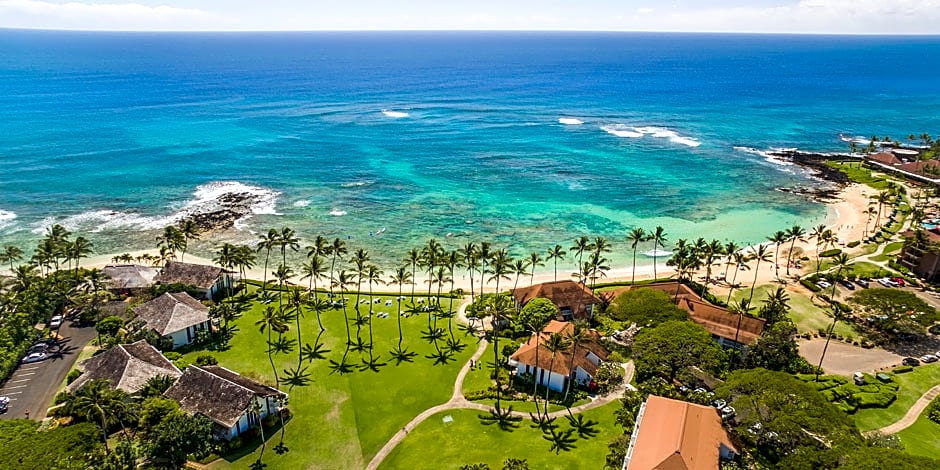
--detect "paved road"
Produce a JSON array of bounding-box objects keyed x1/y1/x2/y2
[{"x1": 0, "y1": 321, "x2": 97, "y2": 420}]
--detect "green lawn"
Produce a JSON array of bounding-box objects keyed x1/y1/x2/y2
[
  {"x1": 897, "y1": 413, "x2": 940, "y2": 458},
  {"x1": 380, "y1": 403, "x2": 622, "y2": 470},
  {"x1": 735, "y1": 285, "x2": 857, "y2": 337},
  {"x1": 825, "y1": 161, "x2": 891, "y2": 190},
  {"x1": 853, "y1": 363, "x2": 940, "y2": 431},
  {"x1": 871, "y1": 241, "x2": 905, "y2": 263},
  {"x1": 184, "y1": 291, "x2": 475, "y2": 469}
]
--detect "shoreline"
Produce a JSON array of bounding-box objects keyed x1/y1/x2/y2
[{"x1": 16, "y1": 182, "x2": 872, "y2": 294}]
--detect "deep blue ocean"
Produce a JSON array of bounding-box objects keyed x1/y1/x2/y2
[{"x1": 1, "y1": 31, "x2": 939, "y2": 267}]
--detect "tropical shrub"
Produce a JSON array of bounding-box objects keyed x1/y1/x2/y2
[
  {"x1": 819, "y1": 248, "x2": 842, "y2": 258},
  {"x1": 195, "y1": 353, "x2": 218, "y2": 366},
  {"x1": 928, "y1": 396, "x2": 940, "y2": 424}
]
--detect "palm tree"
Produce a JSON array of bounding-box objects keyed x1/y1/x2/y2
[
  {"x1": 422, "y1": 239, "x2": 443, "y2": 304},
  {"x1": 816, "y1": 304, "x2": 846, "y2": 381},
  {"x1": 277, "y1": 226, "x2": 300, "y2": 266},
  {"x1": 328, "y1": 237, "x2": 348, "y2": 297},
  {"x1": 213, "y1": 243, "x2": 238, "y2": 297},
  {"x1": 156, "y1": 225, "x2": 185, "y2": 263},
  {"x1": 809, "y1": 224, "x2": 828, "y2": 275},
  {"x1": 768, "y1": 230, "x2": 788, "y2": 279},
  {"x1": 729, "y1": 298, "x2": 755, "y2": 352},
  {"x1": 350, "y1": 248, "x2": 371, "y2": 337},
  {"x1": 68, "y1": 379, "x2": 130, "y2": 452},
  {"x1": 389, "y1": 265, "x2": 413, "y2": 357},
  {"x1": 364, "y1": 264, "x2": 385, "y2": 365},
  {"x1": 700, "y1": 239, "x2": 724, "y2": 295},
  {"x1": 459, "y1": 242, "x2": 479, "y2": 304},
  {"x1": 1, "y1": 245, "x2": 24, "y2": 272},
  {"x1": 527, "y1": 252, "x2": 544, "y2": 287},
  {"x1": 332, "y1": 270, "x2": 354, "y2": 345},
  {"x1": 626, "y1": 228, "x2": 648, "y2": 285},
  {"x1": 177, "y1": 219, "x2": 200, "y2": 262},
  {"x1": 256, "y1": 305, "x2": 290, "y2": 389},
  {"x1": 477, "y1": 242, "x2": 492, "y2": 297},
  {"x1": 305, "y1": 235, "x2": 330, "y2": 263},
  {"x1": 872, "y1": 191, "x2": 892, "y2": 229},
  {"x1": 404, "y1": 248, "x2": 422, "y2": 301},
  {"x1": 233, "y1": 245, "x2": 256, "y2": 291},
  {"x1": 784, "y1": 225, "x2": 806, "y2": 276},
  {"x1": 68, "y1": 236, "x2": 94, "y2": 275},
  {"x1": 828, "y1": 253, "x2": 852, "y2": 299},
  {"x1": 570, "y1": 237, "x2": 593, "y2": 281},
  {"x1": 511, "y1": 258, "x2": 528, "y2": 294},
  {"x1": 760, "y1": 287, "x2": 790, "y2": 326},
  {"x1": 443, "y1": 250, "x2": 462, "y2": 338},
  {"x1": 722, "y1": 241, "x2": 741, "y2": 283},
  {"x1": 257, "y1": 229, "x2": 279, "y2": 291},
  {"x1": 726, "y1": 251, "x2": 750, "y2": 305},
  {"x1": 650, "y1": 226, "x2": 667, "y2": 279},
  {"x1": 545, "y1": 244, "x2": 566, "y2": 282},
  {"x1": 541, "y1": 333, "x2": 571, "y2": 416},
  {"x1": 562, "y1": 320, "x2": 588, "y2": 404},
  {"x1": 487, "y1": 249, "x2": 512, "y2": 411},
  {"x1": 747, "y1": 244, "x2": 772, "y2": 304}
]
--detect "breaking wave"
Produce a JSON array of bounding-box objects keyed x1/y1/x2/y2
[
  {"x1": 601, "y1": 124, "x2": 701, "y2": 147},
  {"x1": 0, "y1": 210, "x2": 17, "y2": 231},
  {"x1": 559, "y1": 118, "x2": 584, "y2": 125},
  {"x1": 382, "y1": 110, "x2": 409, "y2": 118}
]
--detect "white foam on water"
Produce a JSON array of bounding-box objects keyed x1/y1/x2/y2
[
  {"x1": 29, "y1": 181, "x2": 281, "y2": 234},
  {"x1": 642, "y1": 249, "x2": 673, "y2": 257},
  {"x1": 600, "y1": 124, "x2": 644, "y2": 138},
  {"x1": 340, "y1": 181, "x2": 374, "y2": 188},
  {"x1": 633, "y1": 126, "x2": 701, "y2": 147},
  {"x1": 382, "y1": 110, "x2": 409, "y2": 118},
  {"x1": 330, "y1": 209, "x2": 347, "y2": 217},
  {"x1": 559, "y1": 118, "x2": 584, "y2": 125},
  {"x1": 0, "y1": 210, "x2": 17, "y2": 230},
  {"x1": 733, "y1": 146, "x2": 795, "y2": 168},
  {"x1": 293, "y1": 200, "x2": 312, "y2": 208}
]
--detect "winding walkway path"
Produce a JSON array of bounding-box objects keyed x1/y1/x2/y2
[
  {"x1": 365, "y1": 300, "x2": 635, "y2": 470},
  {"x1": 868, "y1": 384, "x2": 940, "y2": 436}
]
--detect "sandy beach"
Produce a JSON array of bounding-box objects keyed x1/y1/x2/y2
[{"x1": 49, "y1": 183, "x2": 874, "y2": 295}]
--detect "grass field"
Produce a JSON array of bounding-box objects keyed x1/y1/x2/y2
[
  {"x1": 735, "y1": 285, "x2": 857, "y2": 337},
  {"x1": 871, "y1": 241, "x2": 905, "y2": 262},
  {"x1": 853, "y1": 363, "x2": 940, "y2": 432},
  {"x1": 897, "y1": 413, "x2": 940, "y2": 458},
  {"x1": 825, "y1": 161, "x2": 890, "y2": 190},
  {"x1": 380, "y1": 402, "x2": 621, "y2": 470},
  {"x1": 182, "y1": 290, "x2": 476, "y2": 469}
]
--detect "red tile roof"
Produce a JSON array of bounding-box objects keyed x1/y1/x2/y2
[
  {"x1": 510, "y1": 320, "x2": 608, "y2": 376},
  {"x1": 681, "y1": 298, "x2": 765, "y2": 346},
  {"x1": 868, "y1": 152, "x2": 902, "y2": 166},
  {"x1": 511, "y1": 280, "x2": 602, "y2": 319}
]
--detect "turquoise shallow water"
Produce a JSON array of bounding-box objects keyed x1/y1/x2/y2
[{"x1": 1, "y1": 31, "x2": 939, "y2": 268}]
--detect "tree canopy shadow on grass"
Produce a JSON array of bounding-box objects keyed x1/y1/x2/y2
[
  {"x1": 479, "y1": 406, "x2": 522, "y2": 431},
  {"x1": 565, "y1": 414, "x2": 599, "y2": 439},
  {"x1": 219, "y1": 416, "x2": 292, "y2": 463},
  {"x1": 542, "y1": 427, "x2": 578, "y2": 454}
]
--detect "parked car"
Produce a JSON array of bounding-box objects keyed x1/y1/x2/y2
[
  {"x1": 920, "y1": 354, "x2": 938, "y2": 363},
  {"x1": 21, "y1": 351, "x2": 48, "y2": 364},
  {"x1": 712, "y1": 399, "x2": 727, "y2": 409},
  {"x1": 877, "y1": 278, "x2": 897, "y2": 287},
  {"x1": 817, "y1": 281, "x2": 832, "y2": 289},
  {"x1": 855, "y1": 279, "x2": 870, "y2": 288},
  {"x1": 720, "y1": 406, "x2": 736, "y2": 419},
  {"x1": 48, "y1": 315, "x2": 64, "y2": 329},
  {"x1": 902, "y1": 357, "x2": 921, "y2": 366},
  {"x1": 839, "y1": 280, "x2": 855, "y2": 290},
  {"x1": 27, "y1": 343, "x2": 49, "y2": 355},
  {"x1": 892, "y1": 277, "x2": 906, "y2": 287},
  {"x1": 853, "y1": 372, "x2": 866, "y2": 385}
]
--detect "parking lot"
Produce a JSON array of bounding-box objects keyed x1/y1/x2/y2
[{"x1": 0, "y1": 321, "x2": 96, "y2": 420}]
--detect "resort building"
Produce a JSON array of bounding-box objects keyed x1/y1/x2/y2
[
  {"x1": 898, "y1": 229, "x2": 940, "y2": 282},
  {"x1": 164, "y1": 365, "x2": 286, "y2": 440},
  {"x1": 681, "y1": 298, "x2": 765, "y2": 349},
  {"x1": 623, "y1": 395, "x2": 736, "y2": 470},
  {"x1": 67, "y1": 340, "x2": 181, "y2": 394},
  {"x1": 132, "y1": 292, "x2": 211, "y2": 349},
  {"x1": 511, "y1": 280, "x2": 603, "y2": 321},
  {"x1": 102, "y1": 264, "x2": 161, "y2": 294},
  {"x1": 508, "y1": 320, "x2": 609, "y2": 392},
  {"x1": 865, "y1": 152, "x2": 940, "y2": 185},
  {"x1": 154, "y1": 261, "x2": 234, "y2": 300}
]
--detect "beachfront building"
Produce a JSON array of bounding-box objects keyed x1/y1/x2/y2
[
  {"x1": 67, "y1": 340, "x2": 181, "y2": 394},
  {"x1": 865, "y1": 151, "x2": 940, "y2": 185},
  {"x1": 623, "y1": 395, "x2": 737, "y2": 470},
  {"x1": 132, "y1": 292, "x2": 211, "y2": 349},
  {"x1": 102, "y1": 264, "x2": 161, "y2": 295},
  {"x1": 154, "y1": 261, "x2": 234, "y2": 300},
  {"x1": 509, "y1": 320, "x2": 609, "y2": 392},
  {"x1": 511, "y1": 280, "x2": 603, "y2": 321},
  {"x1": 164, "y1": 365, "x2": 286, "y2": 440},
  {"x1": 681, "y1": 297, "x2": 766, "y2": 349},
  {"x1": 899, "y1": 229, "x2": 940, "y2": 282}
]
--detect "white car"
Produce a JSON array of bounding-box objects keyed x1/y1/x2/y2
[
  {"x1": 21, "y1": 352, "x2": 48, "y2": 363},
  {"x1": 49, "y1": 315, "x2": 64, "y2": 329},
  {"x1": 817, "y1": 281, "x2": 832, "y2": 289}
]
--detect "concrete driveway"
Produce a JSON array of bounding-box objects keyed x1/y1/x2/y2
[{"x1": 0, "y1": 320, "x2": 97, "y2": 420}]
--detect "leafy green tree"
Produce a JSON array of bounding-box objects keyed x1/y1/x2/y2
[
  {"x1": 607, "y1": 288, "x2": 686, "y2": 327},
  {"x1": 743, "y1": 321, "x2": 805, "y2": 372},
  {"x1": 0, "y1": 420, "x2": 101, "y2": 469},
  {"x1": 140, "y1": 375, "x2": 176, "y2": 398},
  {"x1": 515, "y1": 298, "x2": 558, "y2": 330},
  {"x1": 95, "y1": 315, "x2": 123, "y2": 337},
  {"x1": 716, "y1": 369, "x2": 859, "y2": 464},
  {"x1": 138, "y1": 396, "x2": 180, "y2": 430},
  {"x1": 849, "y1": 288, "x2": 939, "y2": 336},
  {"x1": 66, "y1": 379, "x2": 132, "y2": 452},
  {"x1": 141, "y1": 410, "x2": 213, "y2": 468},
  {"x1": 632, "y1": 321, "x2": 725, "y2": 382},
  {"x1": 93, "y1": 438, "x2": 138, "y2": 470},
  {"x1": 502, "y1": 458, "x2": 530, "y2": 470}
]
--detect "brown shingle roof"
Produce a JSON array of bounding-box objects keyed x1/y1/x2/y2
[
  {"x1": 510, "y1": 320, "x2": 609, "y2": 376},
  {"x1": 133, "y1": 292, "x2": 210, "y2": 336},
  {"x1": 103, "y1": 264, "x2": 160, "y2": 290},
  {"x1": 154, "y1": 261, "x2": 224, "y2": 289},
  {"x1": 68, "y1": 340, "x2": 181, "y2": 394},
  {"x1": 164, "y1": 365, "x2": 283, "y2": 428},
  {"x1": 602, "y1": 282, "x2": 697, "y2": 304},
  {"x1": 626, "y1": 395, "x2": 735, "y2": 470},
  {"x1": 898, "y1": 159, "x2": 940, "y2": 178},
  {"x1": 511, "y1": 280, "x2": 602, "y2": 318},
  {"x1": 682, "y1": 298, "x2": 765, "y2": 346},
  {"x1": 868, "y1": 152, "x2": 902, "y2": 166}
]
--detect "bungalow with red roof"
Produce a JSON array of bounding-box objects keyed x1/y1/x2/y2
[
  {"x1": 509, "y1": 320, "x2": 609, "y2": 392},
  {"x1": 511, "y1": 280, "x2": 603, "y2": 321}
]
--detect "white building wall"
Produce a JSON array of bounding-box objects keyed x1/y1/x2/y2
[{"x1": 166, "y1": 329, "x2": 190, "y2": 349}]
